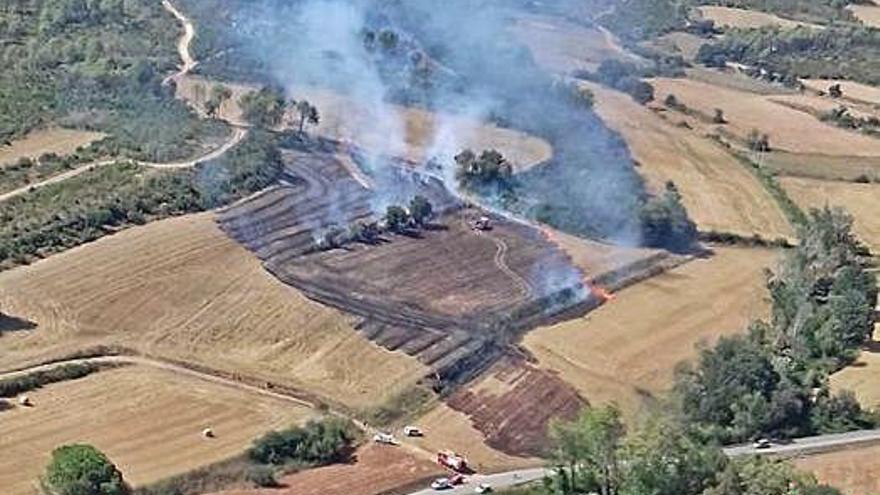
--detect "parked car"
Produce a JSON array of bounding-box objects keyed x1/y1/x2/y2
[
  {"x1": 431, "y1": 478, "x2": 451, "y2": 490},
  {"x1": 404, "y1": 425, "x2": 424, "y2": 437},
  {"x1": 373, "y1": 432, "x2": 397, "y2": 445},
  {"x1": 475, "y1": 483, "x2": 493, "y2": 493},
  {"x1": 753, "y1": 438, "x2": 772, "y2": 449}
]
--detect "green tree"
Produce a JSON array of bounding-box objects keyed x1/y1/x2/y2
[
  {"x1": 620, "y1": 416, "x2": 724, "y2": 495},
  {"x1": 205, "y1": 84, "x2": 232, "y2": 119},
  {"x1": 409, "y1": 195, "x2": 433, "y2": 226},
  {"x1": 43, "y1": 444, "x2": 128, "y2": 495},
  {"x1": 747, "y1": 129, "x2": 770, "y2": 152},
  {"x1": 639, "y1": 182, "x2": 697, "y2": 253},
  {"x1": 291, "y1": 100, "x2": 320, "y2": 133},
  {"x1": 550, "y1": 405, "x2": 625, "y2": 495},
  {"x1": 384, "y1": 205, "x2": 411, "y2": 233},
  {"x1": 240, "y1": 88, "x2": 286, "y2": 128}
]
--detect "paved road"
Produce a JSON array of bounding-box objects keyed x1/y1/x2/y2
[
  {"x1": 723, "y1": 428, "x2": 880, "y2": 458},
  {"x1": 408, "y1": 468, "x2": 549, "y2": 495},
  {"x1": 403, "y1": 429, "x2": 880, "y2": 495}
]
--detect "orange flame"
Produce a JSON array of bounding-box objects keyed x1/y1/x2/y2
[{"x1": 590, "y1": 283, "x2": 615, "y2": 303}]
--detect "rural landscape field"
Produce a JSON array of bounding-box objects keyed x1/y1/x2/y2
[{"x1": 0, "y1": 1, "x2": 878, "y2": 495}]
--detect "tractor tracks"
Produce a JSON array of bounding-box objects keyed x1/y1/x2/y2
[{"x1": 463, "y1": 215, "x2": 533, "y2": 299}]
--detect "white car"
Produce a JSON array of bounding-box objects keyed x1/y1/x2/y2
[
  {"x1": 373, "y1": 432, "x2": 397, "y2": 445},
  {"x1": 475, "y1": 483, "x2": 493, "y2": 493},
  {"x1": 404, "y1": 425, "x2": 424, "y2": 437},
  {"x1": 431, "y1": 478, "x2": 451, "y2": 490},
  {"x1": 753, "y1": 438, "x2": 771, "y2": 449}
]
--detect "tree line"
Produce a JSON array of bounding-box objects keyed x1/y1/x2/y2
[
  {"x1": 534, "y1": 404, "x2": 844, "y2": 495},
  {"x1": 675, "y1": 207, "x2": 878, "y2": 444}
]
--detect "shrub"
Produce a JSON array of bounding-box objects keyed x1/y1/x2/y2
[
  {"x1": 639, "y1": 182, "x2": 697, "y2": 253},
  {"x1": 245, "y1": 466, "x2": 278, "y2": 488},
  {"x1": 248, "y1": 418, "x2": 356, "y2": 466},
  {"x1": 44, "y1": 444, "x2": 129, "y2": 495},
  {"x1": 0, "y1": 363, "x2": 111, "y2": 398}
]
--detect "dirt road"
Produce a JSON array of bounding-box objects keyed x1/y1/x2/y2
[
  {"x1": 0, "y1": 354, "x2": 437, "y2": 464},
  {"x1": 161, "y1": 0, "x2": 198, "y2": 84},
  {"x1": 0, "y1": 0, "x2": 250, "y2": 205},
  {"x1": 0, "y1": 127, "x2": 248, "y2": 203}
]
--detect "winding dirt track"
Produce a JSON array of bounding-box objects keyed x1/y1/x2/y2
[
  {"x1": 486, "y1": 233, "x2": 533, "y2": 299},
  {"x1": 0, "y1": 0, "x2": 246, "y2": 204},
  {"x1": 161, "y1": 0, "x2": 198, "y2": 84},
  {"x1": 0, "y1": 128, "x2": 247, "y2": 203}
]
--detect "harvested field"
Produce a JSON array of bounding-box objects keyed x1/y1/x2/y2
[
  {"x1": 761, "y1": 151, "x2": 880, "y2": 182},
  {"x1": 176, "y1": 76, "x2": 553, "y2": 171},
  {"x1": 542, "y1": 227, "x2": 663, "y2": 279},
  {"x1": 0, "y1": 365, "x2": 315, "y2": 494},
  {"x1": 696, "y1": 6, "x2": 819, "y2": 30},
  {"x1": 803, "y1": 78, "x2": 880, "y2": 107},
  {"x1": 415, "y1": 403, "x2": 540, "y2": 472},
  {"x1": 176, "y1": 76, "x2": 255, "y2": 126},
  {"x1": 831, "y1": 327, "x2": 880, "y2": 411},
  {"x1": 650, "y1": 77, "x2": 880, "y2": 157},
  {"x1": 523, "y1": 247, "x2": 779, "y2": 417},
  {"x1": 794, "y1": 444, "x2": 880, "y2": 495},
  {"x1": 0, "y1": 213, "x2": 425, "y2": 410},
  {"x1": 685, "y1": 67, "x2": 794, "y2": 95},
  {"x1": 780, "y1": 177, "x2": 880, "y2": 252},
  {"x1": 210, "y1": 444, "x2": 442, "y2": 495},
  {"x1": 585, "y1": 82, "x2": 793, "y2": 239},
  {"x1": 512, "y1": 13, "x2": 643, "y2": 74},
  {"x1": 0, "y1": 127, "x2": 104, "y2": 166},
  {"x1": 445, "y1": 355, "x2": 586, "y2": 457},
  {"x1": 769, "y1": 93, "x2": 880, "y2": 121},
  {"x1": 294, "y1": 85, "x2": 553, "y2": 172},
  {"x1": 848, "y1": 2, "x2": 880, "y2": 28},
  {"x1": 649, "y1": 32, "x2": 707, "y2": 62}
]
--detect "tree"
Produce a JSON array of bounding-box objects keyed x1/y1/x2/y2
[
  {"x1": 747, "y1": 129, "x2": 770, "y2": 152},
  {"x1": 409, "y1": 195, "x2": 433, "y2": 226},
  {"x1": 205, "y1": 84, "x2": 232, "y2": 119},
  {"x1": 639, "y1": 182, "x2": 697, "y2": 253},
  {"x1": 43, "y1": 444, "x2": 128, "y2": 495},
  {"x1": 674, "y1": 332, "x2": 781, "y2": 442},
  {"x1": 828, "y1": 83, "x2": 843, "y2": 98},
  {"x1": 620, "y1": 415, "x2": 724, "y2": 495},
  {"x1": 550, "y1": 405, "x2": 625, "y2": 495},
  {"x1": 455, "y1": 149, "x2": 514, "y2": 194},
  {"x1": 240, "y1": 87, "x2": 286, "y2": 128},
  {"x1": 291, "y1": 100, "x2": 320, "y2": 133},
  {"x1": 384, "y1": 205, "x2": 411, "y2": 233}
]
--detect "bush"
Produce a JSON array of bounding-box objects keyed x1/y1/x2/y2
[
  {"x1": 44, "y1": 444, "x2": 129, "y2": 495},
  {"x1": 248, "y1": 418, "x2": 356, "y2": 466},
  {"x1": 639, "y1": 182, "x2": 697, "y2": 253},
  {"x1": 0, "y1": 363, "x2": 111, "y2": 398},
  {"x1": 245, "y1": 466, "x2": 278, "y2": 488}
]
